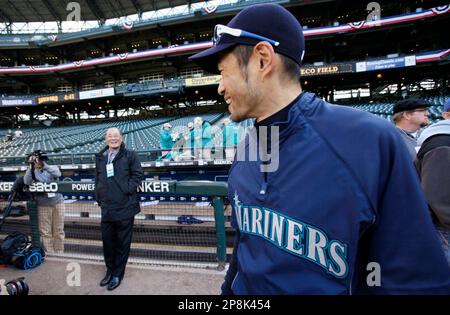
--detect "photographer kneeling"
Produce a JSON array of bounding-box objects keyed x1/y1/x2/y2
[{"x1": 23, "y1": 150, "x2": 65, "y2": 254}]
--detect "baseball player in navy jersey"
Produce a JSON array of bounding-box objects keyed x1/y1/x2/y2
[{"x1": 189, "y1": 4, "x2": 450, "y2": 294}]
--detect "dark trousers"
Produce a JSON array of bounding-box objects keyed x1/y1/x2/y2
[{"x1": 101, "y1": 217, "x2": 134, "y2": 279}]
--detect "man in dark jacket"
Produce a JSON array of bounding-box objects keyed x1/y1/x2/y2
[
  {"x1": 189, "y1": 4, "x2": 450, "y2": 294},
  {"x1": 95, "y1": 127, "x2": 143, "y2": 290}
]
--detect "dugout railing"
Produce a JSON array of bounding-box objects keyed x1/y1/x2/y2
[
  {"x1": 0, "y1": 180, "x2": 231, "y2": 270},
  {"x1": 0, "y1": 146, "x2": 238, "y2": 167}
]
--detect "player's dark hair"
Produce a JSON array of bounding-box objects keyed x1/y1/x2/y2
[{"x1": 232, "y1": 45, "x2": 301, "y2": 83}]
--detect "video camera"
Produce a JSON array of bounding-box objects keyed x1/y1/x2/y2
[{"x1": 27, "y1": 150, "x2": 48, "y2": 165}]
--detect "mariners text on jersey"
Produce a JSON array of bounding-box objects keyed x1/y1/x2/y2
[{"x1": 233, "y1": 192, "x2": 349, "y2": 279}]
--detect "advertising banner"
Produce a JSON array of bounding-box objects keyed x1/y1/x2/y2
[
  {"x1": 185, "y1": 75, "x2": 221, "y2": 87},
  {"x1": 356, "y1": 56, "x2": 416, "y2": 72},
  {"x1": 79, "y1": 87, "x2": 115, "y2": 100}
]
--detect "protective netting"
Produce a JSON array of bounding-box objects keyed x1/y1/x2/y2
[{"x1": 0, "y1": 194, "x2": 233, "y2": 269}]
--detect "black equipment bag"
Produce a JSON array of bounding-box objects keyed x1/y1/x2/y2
[{"x1": 0, "y1": 232, "x2": 29, "y2": 264}]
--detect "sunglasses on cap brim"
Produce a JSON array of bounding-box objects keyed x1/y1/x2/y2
[{"x1": 213, "y1": 24, "x2": 280, "y2": 48}]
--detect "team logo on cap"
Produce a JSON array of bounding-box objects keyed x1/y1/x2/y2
[
  {"x1": 431, "y1": 5, "x2": 450, "y2": 15},
  {"x1": 348, "y1": 21, "x2": 365, "y2": 29}
]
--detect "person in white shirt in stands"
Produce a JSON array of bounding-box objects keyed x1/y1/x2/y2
[
  {"x1": 14, "y1": 126, "x2": 23, "y2": 139},
  {"x1": 193, "y1": 117, "x2": 212, "y2": 160}
]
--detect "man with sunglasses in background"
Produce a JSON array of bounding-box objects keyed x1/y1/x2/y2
[
  {"x1": 393, "y1": 99, "x2": 431, "y2": 160},
  {"x1": 189, "y1": 3, "x2": 450, "y2": 294}
]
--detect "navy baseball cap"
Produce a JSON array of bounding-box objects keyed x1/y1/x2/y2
[
  {"x1": 444, "y1": 99, "x2": 450, "y2": 112},
  {"x1": 189, "y1": 3, "x2": 305, "y2": 74},
  {"x1": 393, "y1": 99, "x2": 431, "y2": 114}
]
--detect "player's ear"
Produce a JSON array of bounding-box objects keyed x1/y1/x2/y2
[{"x1": 253, "y1": 42, "x2": 275, "y2": 75}]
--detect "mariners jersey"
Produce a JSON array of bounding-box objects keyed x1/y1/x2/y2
[{"x1": 228, "y1": 92, "x2": 450, "y2": 294}]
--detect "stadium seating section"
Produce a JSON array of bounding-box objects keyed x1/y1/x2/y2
[
  {"x1": 0, "y1": 113, "x2": 224, "y2": 163},
  {"x1": 0, "y1": 96, "x2": 448, "y2": 164},
  {"x1": 351, "y1": 95, "x2": 447, "y2": 122}
]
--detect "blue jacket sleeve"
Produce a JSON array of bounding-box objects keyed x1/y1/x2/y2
[{"x1": 352, "y1": 129, "x2": 450, "y2": 294}]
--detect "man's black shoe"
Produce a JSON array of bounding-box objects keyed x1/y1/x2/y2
[
  {"x1": 100, "y1": 273, "x2": 112, "y2": 287},
  {"x1": 107, "y1": 276, "x2": 121, "y2": 291}
]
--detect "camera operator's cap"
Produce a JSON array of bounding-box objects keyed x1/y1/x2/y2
[
  {"x1": 27, "y1": 149, "x2": 48, "y2": 161},
  {"x1": 393, "y1": 98, "x2": 431, "y2": 114},
  {"x1": 444, "y1": 99, "x2": 450, "y2": 112},
  {"x1": 189, "y1": 3, "x2": 305, "y2": 74}
]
